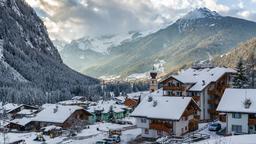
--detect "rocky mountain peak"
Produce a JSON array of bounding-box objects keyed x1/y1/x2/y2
[{"x1": 181, "y1": 7, "x2": 221, "y2": 20}]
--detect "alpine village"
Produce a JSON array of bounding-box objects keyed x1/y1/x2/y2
[{"x1": 1, "y1": 0, "x2": 256, "y2": 144}]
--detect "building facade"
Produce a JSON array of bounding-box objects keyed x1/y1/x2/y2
[
  {"x1": 160, "y1": 67, "x2": 235, "y2": 120},
  {"x1": 131, "y1": 96, "x2": 199, "y2": 138},
  {"x1": 217, "y1": 89, "x2": 256, "y2": 134}
]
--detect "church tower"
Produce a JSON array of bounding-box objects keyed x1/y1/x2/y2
[{"x1": 149, "y1": 67, "x2": 158, "y2": 92}]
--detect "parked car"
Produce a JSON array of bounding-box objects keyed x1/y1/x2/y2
[
  {"x1": 103, "y1": 138, "x2": 117, "y2": 144},
  {"x1": 110, "y1": 135, "x2": 121, "y2": 143},
  {"x1": 208, "y1": 123, "x2": 221, "y2": 131}
]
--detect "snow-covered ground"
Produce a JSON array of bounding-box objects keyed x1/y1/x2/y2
[
  {"x1": 0, "y1": 122, "x2": 140, "y2": 144},
  {"x1": 196, "y1": 134, "x2": 256, "y2": 144}
]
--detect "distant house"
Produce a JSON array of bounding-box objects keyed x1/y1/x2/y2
[
  {"x1": 7, "y1": 104, "x2": 39, "y2": 119},
  {"x1": 131, "y1": 96, "x2": 200, "y2": 138},
  {"x1": 160, "y1": 67, "x2": 235, "y2": 120},
  {"x1": 124, "y1": 89, "x2": 163, "y2": 109},
  {"x1": 217, "y1": 89, "x2": 256, "y2": 134},
  {"x1": 31, "y1": 104, "x2": 92, "y2": 130},
  {"x1": 88, "y1": 100, "x2": 131, "y2": 123},
  {"x1": 7, "y1": 117, "x2": 33, "y2": 131}
]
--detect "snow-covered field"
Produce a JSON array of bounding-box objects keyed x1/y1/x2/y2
[
  {"x1": 196, "y1": 134, "x2": 256, "y2": 144},
  {"x1": 0, "y1": 122, "x2": 141, "y2": 144}
]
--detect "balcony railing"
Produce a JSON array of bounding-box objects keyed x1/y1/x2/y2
[
  {"x1": 248, "y1": 118, "x2": 256, "y2": 125},
  {"x1": 149, "y1": 122, "x2": 173, "y2": 133},
  {"x1": 163, "y1": 85, "x2": 185, "y2": 91},
  {"x1": 192, "y1": 96, "x2": 200, "y2": 102},
  {"x1": 208, "y1": 109, "x2": 218, "y2": 116}
]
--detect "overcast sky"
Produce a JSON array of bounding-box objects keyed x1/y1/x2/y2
[{"x1": 25, "y1": 0, "x2": 256, "y2": 42}]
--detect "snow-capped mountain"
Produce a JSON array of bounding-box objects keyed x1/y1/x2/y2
[
  {"x1": 181, "y1": 7, "x2": 220, "y2": 20},
  {"x1": 0, "y1": 0, "x2": 99, "y2": 104},
  {"x1": 59, "y1": 7, "x2": 256, "y2": 78}
]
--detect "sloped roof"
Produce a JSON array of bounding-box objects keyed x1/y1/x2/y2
[
  {"x1": 172, "y1": 67, "x2": 235, "y2": 91},
  {"x1": 131, "y1": 96, "x2": 193, "y2": 120},
  {"x1": 217, "y1": 89, "x2": 256, "y2": 113},
  {"x1": 33, "y1": 104, "x2": 86, "y2": 123}
]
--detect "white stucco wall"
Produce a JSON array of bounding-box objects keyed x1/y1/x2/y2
[
  {"x1": 173, "y1": 115, "x2": 193, "y2": 136},
  {"x1": 227, "y1": 113, "x2": 248, "y2": 134},
  {"x1": 135, "y1": 117, "x2": 149, "y2": 128}
]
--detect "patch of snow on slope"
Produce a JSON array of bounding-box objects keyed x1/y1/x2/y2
[
  {"x1": 0, "y1": 39, "x2": 3, "y2": 60},
  {"x1": 1, "y1": 61, "x2": 28, "y2": 82},
  {"x1": 181, "y1": 7, "x2": 220, "y2": 20},
  {"x1": 12, "y1": 1, "x2": 22, "y2": 16}
]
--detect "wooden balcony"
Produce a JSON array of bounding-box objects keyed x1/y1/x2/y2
[
  {"x1": 163, "y1": 85, "x2": 185, "y2": 91},
  {"x1": 192, "y1": 96, "x2": 200, "y2": 102},
  {"x1": 248, "y1": 118, "x2": 256, "y2": 125},
  {"x1": 183, "y1": 109, "x2": 195, "y2": 117},
  {"x1": 149, "y1": 122, "x2": 172, "y2": 133},
  {"x1": 208, "y1": 109, "x2": 218, "y2": 116},
  {"x1": 208, "y1": 99, "x2": 219, "y2": 105}
]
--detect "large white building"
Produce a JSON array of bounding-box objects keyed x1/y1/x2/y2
[
  {"x1": 217, "y1": 89, "x2": 256, "y2": 134},
  {"x1": 131, "y1": 96, "x2": 199, "y2": 138},
  {"x1": 160, "y1": 67, "x2": 235, "y2": 120}
]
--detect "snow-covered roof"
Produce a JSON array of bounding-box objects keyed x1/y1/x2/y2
[
  {"x1": 217, "y1": 89, "x2": 256, "y2": 113},
  {"x1": 2, "y1": 103, "x2": 19, "y2": 112},
  {"x1": 33, "y1": 104, "x2": 85, "y2": 123},
  {"x1": 16, "y1": 109, "x2": 37, "y2": 115},
  {"x1": 131, "y1": 96, "x2": 193, "y2": 120},
  {"x1": 171, "y1": 67, "x2": 235, "y2": 91},
  {"x1": 10, "y1": 117, "x2": 32, "y2": 126},
  {"x1": 88, "y1": 100, "x2": 129, "y2": 114},
  {"x1": 41, "y1": 125, "x2": 62, "y2": 132},
  {"x1": 58, "y1": 100, "x2": 90, "y2": 105}
]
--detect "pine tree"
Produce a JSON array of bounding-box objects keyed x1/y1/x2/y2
[{"x1": 233, "y1": 58, "x2": 249, "y2": 88}]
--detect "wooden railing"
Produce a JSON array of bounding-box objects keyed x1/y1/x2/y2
[
  {"x1": 248, "y1": 118, "x2": 256, "y2": 125},
  {"x1": 192, "y1": 96, "x2": 200, "y2": 102},
  {"x1": 163, "y1": 85, "x2": 185, "y2": 91},
  {"x1": 149, "y1": 122, "x2": 172, "y2": 133}
]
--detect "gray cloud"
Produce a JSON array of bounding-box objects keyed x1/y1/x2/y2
[{"x1": 25, "y1": 0, "x2": 256, "y2": 42}]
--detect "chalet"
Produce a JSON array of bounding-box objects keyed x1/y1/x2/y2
[
  {"x1": 131, "y1": 96, "x2": 200, "y2": 138},
  {"x1": 88, "y1": 100, "x2": 131, "y2": 123},
  {"x1": 31, "y1": 104, "x2": 92, "y2": 130},
  {"x1": 7, "y1": 117, "x2": 33, "y2": 131},
  {"x1": 217, "y1": 89, "x2": 256, "y2": 134},
  {"x1": 7, "y1": 104, "x2": 39, "y2": 119},
  {"x1": 160, "y1": 66, "x2": 235, "y2": 120}
]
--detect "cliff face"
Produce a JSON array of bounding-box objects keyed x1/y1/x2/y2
[{"x1": 0, "y1": 0, "x2": 100, "y2": 104}]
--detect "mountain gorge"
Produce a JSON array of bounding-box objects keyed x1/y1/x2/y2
[
  {"x1": 0, "y1": 0, "x2": 100, "y2": 104},
  {"x1": 59, "y1": 8, "x2": 256, "y2": 78}
]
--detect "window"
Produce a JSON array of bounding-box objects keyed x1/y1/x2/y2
[
  {"x1": 232, "y1": 125, "x2": 242, "y2": 133},
  {"x1": 157, "y1": 130, "x2": 162, "y2": 136},
  {"x1": 185, "y1": 126, "x2": 188, "y2": 131},
  {"x1": 144, "y1": 128, "x2": 149, "y2": 134},
  {"x1": 232, "y1": 113, "x2": 242, "y2": 119},
  {"x1": 141, "y1": 118, "x2": 147, "y2": 123}
]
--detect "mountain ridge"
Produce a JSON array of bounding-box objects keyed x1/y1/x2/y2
[{"x1": 58, "y1": 7, "x2": 256, "y2": 78}]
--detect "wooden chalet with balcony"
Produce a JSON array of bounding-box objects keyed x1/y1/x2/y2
[
  {"x1": 131, "y1": 96, "x2": 200, "y2": 138},
  {"x1": 160, "y1": 66, "x2": 235, "y2": 120}
]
